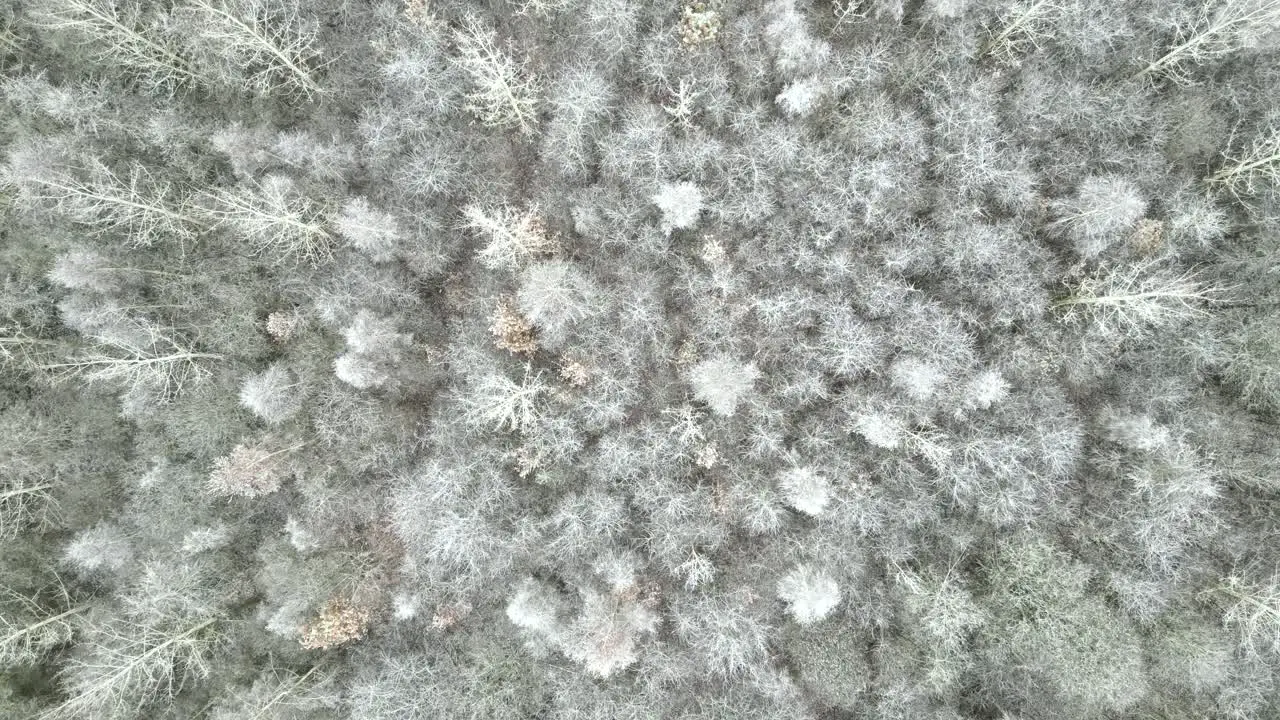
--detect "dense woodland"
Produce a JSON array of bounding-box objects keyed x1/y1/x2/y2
[{"x1": 3, "y1": 0, "x2": 1280, "y2": 717}]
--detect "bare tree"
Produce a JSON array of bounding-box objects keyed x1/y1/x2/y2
[
  {"x1": 1208, "y1": 572, "x2": 1280, "y2": 656},
  {"x1": 462, "y1": 365, "x2": 549, "y2": 432},
  {"x1": 1207, "y1": 122, "x2": 1280, "y2": 199},
  {"x1": 34, "y1": 0, "x2": 197, "y2": 93},
  {"x1": 0, "y1": 583, "x2": 84, "y2": 668},
  {"x1": 42, "y1": 561, "x2": 228, "y2": 720},
  {"x1": 462, "y1": 203, "x2": 558, "y2": 270},
  {"x1": 4, "y1": 145, "x2": 205, "y2": 248},
  {"x1": 451, "y1": 15, "x2": 540, "y2": 134},
  {"x1": 44, "y1": 615, "x2": 220, "y2": 720},
  {"x1": 209, "y1": 664, "x2": 339, "y2": 720},
  {"x1": 39, "y1": 323, "x2": 223, "y2": 396},
  {"x1": 1052, "y1": 261, "x2": 1221, "y2": 336},
  {"x1": 184, "y1": 0, "x2": 325, "y2": 97},
  {"x1": 201, "y1": 175, "x2": 332, "y2": 264},
  {"x1": 1048, "y1": 175, "x2": 1147, "y2": 259},
  {"x1": 980, "y1": 0, "x2": 1063, "y2": 64},
  {"x1": 0, "y1": 325, "x2": 66, "y2": 375},
  {"x1": 1133, "y1": 0, "x2": 1280, "y2": 83},
  {"x1": 0, "y1": 476, "x2": 57, "y2": 540}
]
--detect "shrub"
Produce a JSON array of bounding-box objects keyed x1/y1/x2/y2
[
  {"x1": 777, "y1": 467, "x2": 831, "y2": 517},
  {"x1": 298, "y1": 596, "x2": 372, "y2": 650},
  {"x1": 780, "y1": 620, "x2": 868, "y2": 710},
  {"x1": 959, "y1": 370, "x2": 1009, "y2": 413},
  {"x1": 507, "y1": 575, "x2": 660, "y2": 678},
  {"x1": 979, "y1": 534, "x2": 1149, "y2": 718},
  {"x1": 334, "y1": 198, "x2": 404, "y2": 263},
  {"x1": 333, "y1": 311, "x2": 413, "y2": 390},
  {"x1": 1223, "y1": 315, "x2": 1280, "y2": 416},
  {"x1": 238, "y1": 363, "x2": 302, "y2": 424},
  {"x1": 670, "y1": 588, "x2": 773, "y2": 678},
  {"x1": 63, "y1": 523, "x2": 133, "y2": 575},
  {"x1": 652, "y1": 181, "x2": 704, "y2": 235},
  {"x1": 852, "y1": 411, "x2": 906, "y2": 450},
  {"x1": 47, "y1": 248, "x2": 132, "y2": 294},
  {"x1": 207, "y1": 439, "x2": 301, "y2": 498},
  {"x1": 689, "y1": 355, "x2": 759, "y2": 416},
  {"x1": 777, "y1": 565, "x2": 842, "y2": 625},
  {"x1": 888, "y1": 356, "x2": 947, "y2": 402}
]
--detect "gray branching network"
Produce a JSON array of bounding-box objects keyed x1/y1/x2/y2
[{"x1": 2, "y1": 0, "x2": 1280, "y2": 718}]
